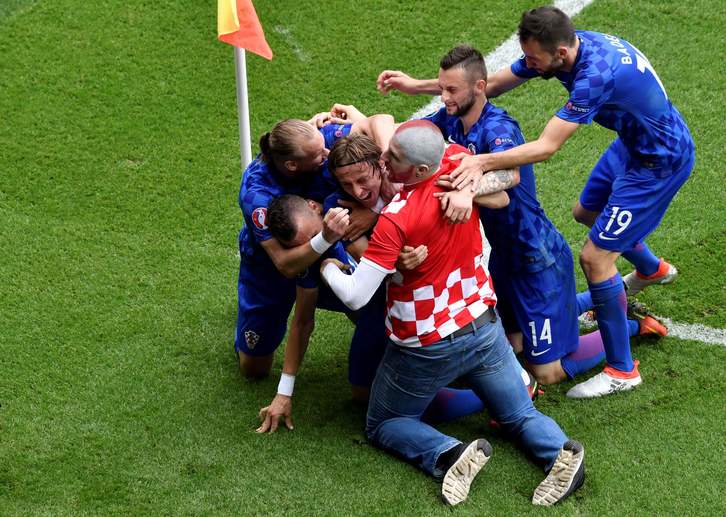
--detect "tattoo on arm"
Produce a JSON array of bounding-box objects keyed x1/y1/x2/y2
[{"x1": 476, "y1": 169, "x2": 518, "y2": 196}]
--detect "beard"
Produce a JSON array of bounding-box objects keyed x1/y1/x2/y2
[
  {"x1": 540, "y1": 56, "x2": 566, "y2": 79},
  {"x1": 451, "y1": 93, "x2": 477, "y2": 118}
]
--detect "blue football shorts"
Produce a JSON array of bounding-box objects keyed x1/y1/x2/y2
[
  {"x1": 580, "y1": 138, "x2": 694, "y2": 252},
  {"x1": 492, "y1": 247, "x2": 579, "y2": 365}
]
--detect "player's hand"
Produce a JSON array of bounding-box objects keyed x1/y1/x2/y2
[
  {"x1": 448, "y1": 153, "x2": 486, "y2": 191},
  {"x1": 320, "y1": 258, "x2": 350, "y2": 273},
  {"x1": 338, "y1": 199, "x2": 378, "y2": 241},
  {"x1": 376, "y1": 70, "x2": 419, "y2": 95},
  {"x1": 433, "y1": 188, "x2": 475, "y2": 224},
  {"x1": 330, "y1": 103, "x2": 367, "y2": 123},
  {"x1": 308, "y1": 111, "x2": 348, "y2": 129},
  {"x1": 256, "y1": 394, "x2": 293, "y2": 433},
  {"x1": 396, "y1": 245, "x2": 428, "y2": 270},
  {"x1": 322, "y1": 207, "x2": 350, "y2": 242}
]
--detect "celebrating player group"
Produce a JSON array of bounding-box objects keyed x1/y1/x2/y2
[{"x1": 233, "y1": 6, "x2": 693, "y2": 508}]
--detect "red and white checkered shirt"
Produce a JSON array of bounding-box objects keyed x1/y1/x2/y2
[{"x1": 361, "y1": 145, "x2": 496, "y2": 347}]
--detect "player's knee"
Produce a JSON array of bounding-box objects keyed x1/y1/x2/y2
[
  {"x1": 527, "y1": 362, "x2": 567, "y2": 386},
  {"x1": 238, "y1": 352, "x2": 273, "y2": 379}
]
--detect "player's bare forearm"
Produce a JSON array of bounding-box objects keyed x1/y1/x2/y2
[
  {"x1": 485, "y1": 69, "x2": 529, "y2": 98},
  {"x1": 475, "y1": 168, "x2": 520, "y2": 196},
  {"x1": 364, "y1": 114, "x2": 396, "y2": 151},
  {"x1": 281, "y1": 288, "x2": 317, "y2": 375},
  {"x1": 474, "y1": 190, "x2": 509, "y2": 209},
  {"x1": 262, "y1": 239, "x2": 323, "y2": 279}
]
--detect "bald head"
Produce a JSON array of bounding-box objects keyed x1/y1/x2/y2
[{"x1": 392, "y1": 120, "x2": 445, "y2": 171}]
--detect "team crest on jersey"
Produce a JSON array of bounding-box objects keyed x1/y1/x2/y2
[
  {"x1": 468, "y1": 143, "x2": 477, "y2": 154},
  {"x1": 252, "y1": 207, "x2": 268, "y2": 230},
  {"x1": 244, "y1": 330, "x2": 260, "y2": 349}
]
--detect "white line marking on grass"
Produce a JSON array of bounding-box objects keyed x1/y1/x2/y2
[
  {"x1": 580, "y1": 314, "x2": 726, "y2": 347},
  {"x1": 410, "y1": 0, "x2": 596, "y2": 119},
  {"x1": 273, "y1": 26, "x2": 310, "y2": 62},
  {"x1": 660, "y1": 318, "x2": 726, "y2": 347},
  {"x1": 413, "y1": 0, "x2": 726, "y2": 348}
]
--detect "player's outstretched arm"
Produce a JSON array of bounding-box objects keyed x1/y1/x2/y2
[
  {"x1": 376, "y1": 70, "x2": 441, "y2": 96},
  {"x1": 448, "y1": 116, "x2": 580, "y2": 189},
  {"x1": 485, "y1": 68, "x2": 529, "y2": 98},
  {"x1": 257, "y1": 287, "x2": 318, "y2": 434}
]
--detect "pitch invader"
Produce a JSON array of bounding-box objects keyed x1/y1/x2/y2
[
  {"x1": 376, "y1": 45, "x2": 666, "y2": 388},
  {"x1": 441, "y1": 7, "x2": 694, "y2": 397}
]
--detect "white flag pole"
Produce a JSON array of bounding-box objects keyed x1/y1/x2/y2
[{"x1": 233, "y1": 47, "x2": 252, "y2": 170}]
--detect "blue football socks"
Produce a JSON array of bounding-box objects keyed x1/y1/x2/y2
[
  {"x1": 588, "y1": 273, "x2": 634, "y2": 372},
  {"x1": 622, "y1": 242, "x2": 660, "y2": 277}
]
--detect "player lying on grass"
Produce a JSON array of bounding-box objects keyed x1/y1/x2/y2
[
  {"x1": 321, "y1": 121, "x2": 584, "y2": 506},
  {"x1": 235, "y1": 110, "x2": 395, "y2": 380},
  {"x1": 377, "y1": 15, "x2": 686, "y2": 397}
]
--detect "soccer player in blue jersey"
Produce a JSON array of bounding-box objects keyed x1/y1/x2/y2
[
  {"x1": 435, "y1": 7, "x2": 694, "y2": 397},
  {"x1": 376, "y1": 45, "x2": 666, "y2": 389},
  {"x1": 255, "y1": 194, "x2": 390, "y2": 432},
  {"x1": 237, "y1": 113, "x2": 395, "y2": 380}
]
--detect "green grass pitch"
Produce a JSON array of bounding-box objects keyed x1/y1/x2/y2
[{"x1": 1, "y1": 0, "x2": 725, "y2": 515}]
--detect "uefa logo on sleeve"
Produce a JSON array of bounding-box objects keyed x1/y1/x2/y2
[{"x1": 252, "y1": 207, "x2": 268, "y2": 230}]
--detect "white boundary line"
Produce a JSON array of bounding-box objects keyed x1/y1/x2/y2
[{"x1": 411, "y1": 0, "x2": 726, "y2": 347}]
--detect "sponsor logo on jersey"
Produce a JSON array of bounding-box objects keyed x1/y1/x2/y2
[
  {"x1": 244, "y1": 330, "x2": 260, "y2": 349},
  {"x1": 494, "y1": 137, "x2": 514, "y2": 146},
  {"x1": 467, "y1": 143, "x2": 477, "y2": 153},
  {"x1": 252, "y1": 207, "x2": 268, "y2": 230},
  {"x1": 565, "y1": 101, "x2": 591, "y2": 114},
  {"x1": 447, "y1": 135, "x2": 457, "y2": 144}
]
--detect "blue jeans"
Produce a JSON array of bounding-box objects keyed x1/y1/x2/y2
[{"x1": 365, "y1": 311, "x2": 568, "y2": 478}]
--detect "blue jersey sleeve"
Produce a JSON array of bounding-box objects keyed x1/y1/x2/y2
[
  {"x1": 421, "y1": 107, "x2": 450, "y2": 136},
  {"x1": 510, "y1": 56, "x2": 541, "y2": 79},
  {"x1": 555, "y1": 69, "x2": 615, "y2": 124},
  {"x1": 483, "y1": 124, "x2": 520, "y2": 154},
  {"x1": 321, "y1": 123, "x2": 353, "y2": 149},
  {"x1": 241, "y1": 188, "x2": 274, "y2": 243}
]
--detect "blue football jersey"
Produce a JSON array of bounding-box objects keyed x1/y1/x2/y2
[
  {"x1": 511, "y1": 30, "x2": 693, "y2": 171},
  {"x1": 423, "y1": 104, "x2": 567, "y2": 272},
  {"x1": 238, "y1": 124, "x2": 353, "y2": 266}
]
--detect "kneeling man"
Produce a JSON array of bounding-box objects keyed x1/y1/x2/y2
[{"x1": 322, "y1": 121, "x2": 584, "y2": 506}]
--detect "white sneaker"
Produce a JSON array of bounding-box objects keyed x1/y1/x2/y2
[
  {"x1": 441, "y1": 439, "x2": 492, "y2": 506},
  {"x1": 566, "y1": 362, "x2": 642, "y2": 399},
  {"x1": 532, "y1": 440, "x2": 585, "y2": 506},
  {"x1": 623, "y1": 259, "x2": 678, "y2": 296}
]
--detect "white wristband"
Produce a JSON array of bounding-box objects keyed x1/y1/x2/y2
[
  {"x1": 310, "y1": 231, "x2": 333, "y2": 254},
  {"x1": 277, "y1": 373, "x2": 296, "y2": 397}
]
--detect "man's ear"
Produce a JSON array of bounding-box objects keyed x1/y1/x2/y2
[
  {"x1": 283, "y1": 160, "x2": 298, "y2": 173},
  {"x1": 475, "y1": 78, "x2": 487, "y2": 94}
]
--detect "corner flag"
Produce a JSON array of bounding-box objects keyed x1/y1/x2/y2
[
  {"x1": 217, "y1": 0, "x2": 272, "y2": 169},
  {"x1": 217, "y1": 0, "x2": 273, "y2": 60}
]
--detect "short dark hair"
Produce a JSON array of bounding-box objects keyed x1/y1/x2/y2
[
  {"x1": 267, "y1": 194, "x2": 309, "y2": 244},
  {"x1": 439, "y1": 44, "x2": 487, "y2": 81},
  {"x1": 518, "y1": 6, "x2": 576, "y2": 53}
]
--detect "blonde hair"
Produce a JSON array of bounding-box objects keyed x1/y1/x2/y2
[{"x1": 259, "y1": 119, "x2": 317, "y2": 160}]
